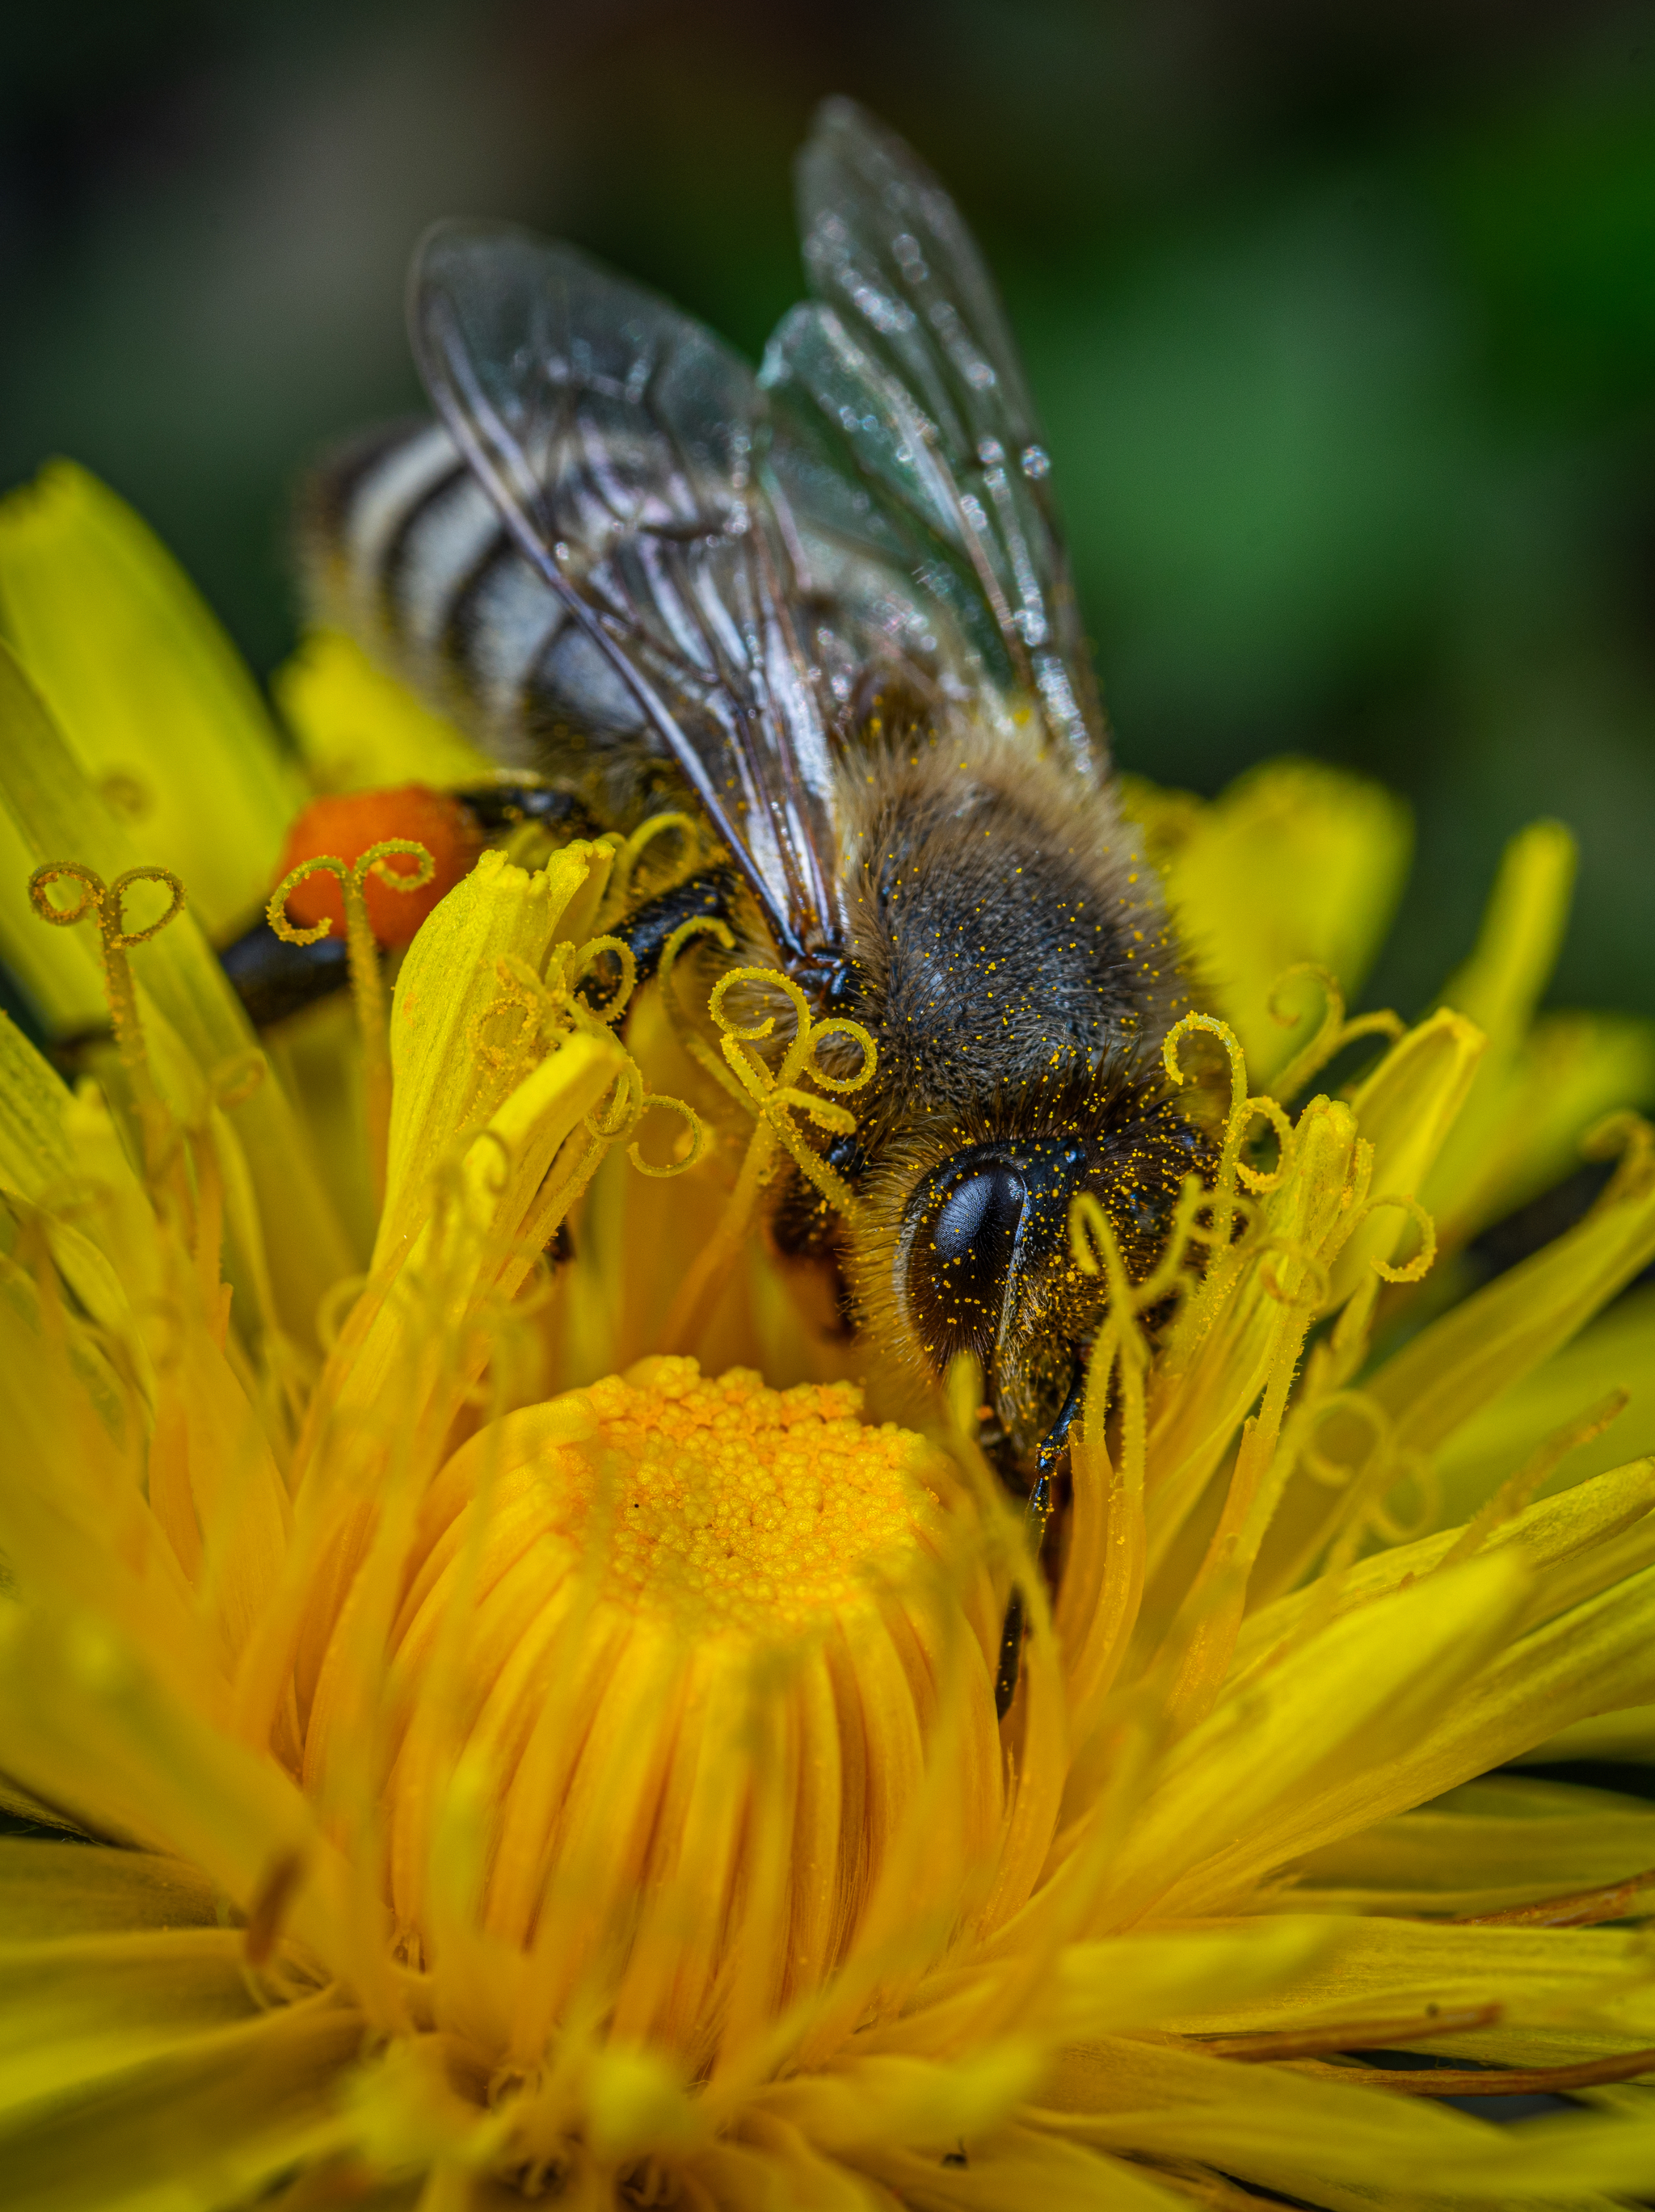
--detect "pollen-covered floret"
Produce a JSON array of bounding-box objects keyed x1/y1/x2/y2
[{"x1": 541, "y1": 1361, "x2": 944, "y2": 1635}]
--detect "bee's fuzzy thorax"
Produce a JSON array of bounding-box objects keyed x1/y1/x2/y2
[{"x1": 832, "y1": 720, "x2": 1190, "y2": 1127}]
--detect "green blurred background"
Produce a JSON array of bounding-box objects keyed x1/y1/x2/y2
[{"x1": 2, "y1": 0, "x2": 1653, "y2": 1020}]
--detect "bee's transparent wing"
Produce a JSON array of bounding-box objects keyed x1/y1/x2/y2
[
  {"x1": 410, "y1": 222, "x2": 844, "y2": 959},
  {"x1": 762, "y1": 98, "x2": 1106, "y2": 780}
]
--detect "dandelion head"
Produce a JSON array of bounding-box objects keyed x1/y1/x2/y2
[
  {"x1": 336, "y1": 1359, "x2": 1004, "y2": 2087},
  {"x1": 2, "y1": 474, "x2": 1655, "y2": 2212}
]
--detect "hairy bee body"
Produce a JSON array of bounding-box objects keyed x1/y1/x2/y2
[
  {"x1": 300, "y1": 99, "x2": 1215, "y2": 1493},
  {"x1": 306, "y1": 414, "x2": 1201, "y2": 1458},
  {"x1": 821, "y1": 725, "x2": 1204, "y2": 1452},
  {"x1": 304, "y1": 418, "x2": 671, "y2": 817}
]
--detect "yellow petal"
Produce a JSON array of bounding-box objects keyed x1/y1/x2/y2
[
  {"x1": 2, "y1": 1200, "x2": 155, "y2": 1434},
  {"x1": 1235, "y1": 1451, "x2": 1655, "y2": 1688},
  {"x1": 274, "y1": 629, "x2": 496, "y2": 794},
  {"x1": 1517, "y1": 1702, "x2": 1655, "y2": 1764},
  {"x1": 150, "y1": 1298, "x2": 292, "y2": 1670},
  {"x1": 1097, "y1": 1551, "x2": 1532, "y2": 1926},
  {"x1": 1232, "y1": 1550, "x2": 1655, "y2": 1924},
  {"x1": 1147, "y1": 759, "x2": 1411, "y2": 1085},
  {"x1": 311, "y1": 1025, "x2": 623, "y2": 1503},
  {"x1": 0, "y1": 645, "x2": 354, "y2": 1343},
  {"x1": 1143, "y1": 1095, "x2": 1367, "y2": 1583},
  {"x1": 1159, "y1": 1911, "x2": 1655, "y2": 2043},
  {"x1": 0, "y1": 665, "x2": 107, "y2": 1035},
  {"x1": 1427, "y1": 2107, "x2": 1655, "y2": 2202},
  {"x1": 0, "y1": 1604, "x2": 390, "y2": 2022},
  {"x1": 0, "y1": 1924, "x2": 263, "y2": 2116},
  {"x1": 584, "y1": 2043, "x2": 702, "y2": 2160},
  {"x1": 1420, "y1": 820, "x2": 1654, "y2": 1242},
  {"x1": 1281, "y1": 1773, "x2": 1655, "y2": 1917},
  {"x1": 1040, "y1": 2036, "x2": 1497, "y2": 2197},
  {"x1": 1433, "y1": 1285, "x2": 1655, "y2": 1527},
  {"x1": 0, "y1": 1993, "x2": 364, "y2": 2212},
  {"x1": 262, "y1": 995, "x2": 377, "y2": 1264},
  {"x1": 860, "y1": 2124, "x2": 1195, "y2": 2211},
  {"x1": 1049, "y1": 1918, "x2": 1335, "y2": 2040},
  {"x1": 1333, "y1": 1007, "x2": 1484, "y2": 1297},
  {"x1": 1040, "y1": 2033, "x2": 1644, "y2": 2208},
  {"x1": 1438, "y1": 819, "x2": 1575, "y2": 1053},
  {"x1": 1160, "y1": 1907, "x2": 1655, "y2": 2062},
  {"x1": 0, "y1": 1223, "x2": 183, "y2": 1616},
  {"x1": 1453, "y1": 1009, "x2": 1655, "y2": 1237},
  {"x1": 1366, "y1": 1133, "x2": 1655, "y2": 1468},
  {"x1": 755, "y1": 2043, "x2": 1043, "y2": 2154},
  {"x1": 0, "y1": 462, "x2": 302, "y2": 940},
  {"x1": 0, "y1": 1841, "x2": 217, "y2": 1938},
  {"x1": 692, "y1": 2129, "x2": 890, "y2": 2212},
  {"x1": 339, "y1": 2034, "x2": 511, "y2": 2180},
  {"x1": 0, "y1": 832, "x2": 109, "y2": 1034},
  {"x1": 377, "y1": 843, "x2": 605, "y2": 1267},
  {"x1": 60, "y1": 1074, "x2": 163, "y2": 1335},
  {"x1": 0, "y1": 1014, "x2": 73, "y2": 1196},
  {"x1": 1400, "y1": 1549, "x2": 1655, "y2": 1775}
]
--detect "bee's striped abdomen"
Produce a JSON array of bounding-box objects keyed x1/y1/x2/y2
[{"x1": 301, "y1": 418, "x2": 654, "y2": 778}]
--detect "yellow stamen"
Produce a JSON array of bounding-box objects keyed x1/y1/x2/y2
[
  {"x1": 658, "y1": 944, "x2": 875, "y2": 1352},
  {"x1": 1162, "y1": 1007, "x2": 1295, "y2": 1202},
  {"x1": 598, "y1": 810, "x2": 702, "y2": 923},
  {"x1": 1350, "y1": 1188, "x2": 1438, "y2": 1285},
  {"x1": 28, "y1": 857, "x2": 184, "y2": 1177},
  {"x1": 267, "y1": 838, "x2": 436, "y2": 1202},
  {"x1": 1266, "y1": 961, "x2": 1406, "y2": 1103}
]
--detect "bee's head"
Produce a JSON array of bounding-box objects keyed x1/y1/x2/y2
[{"x1": 891, "y1": 1089, "x2": 1212, "y2": 1486}]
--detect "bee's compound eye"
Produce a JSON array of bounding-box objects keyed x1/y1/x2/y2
[
  {"x1": 906, "y1": 1159, "x2": 1026, "y2": 1364},
  {"x1": 934, "y1": 1165, "x2": 1024, "y2": 1265}
]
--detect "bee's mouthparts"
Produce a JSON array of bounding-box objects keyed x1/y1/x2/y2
[
  {"x1": 1025, "y1": 1359, "x2": 1085, "y2": 1547},
  {"x1": 992, "y1": 1356, "x2": 1084, "y2": 1718}
]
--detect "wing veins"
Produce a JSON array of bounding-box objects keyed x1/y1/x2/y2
[
  {"x1": 411, "y1": 225, "x2": 850, "y2": 965},
  {"x1": 778, "y1": 99, "x2": 1108, "y2": 780}
]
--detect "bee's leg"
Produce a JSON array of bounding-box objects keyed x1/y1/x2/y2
[
  {"x1": 765, "y1": 1141, "x2": 867, "y2": 1344},
  {"x1": 620, "y1": 864, "x2": 739, "y2": 986},
  {"x1": 769, "y1": 1136, "x2": 864, "y2": 1263},
  {"x1": 993, "y1": 1361, "x2": 1084, "y2": 1719},
  {"x1": 578, "y1": 864, "x2": 737, "y2": 1014},
  {"x1": 219, "y1": 924, "x2": 351, "y2": 1028},
  {"x1": 766, "y1": 1133, "x2": 863, "y2": 1344},
  {"x1": 1023, "y1": 1364, "x2": 1084, "y2": 1558}
]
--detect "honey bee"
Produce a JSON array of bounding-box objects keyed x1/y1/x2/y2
[{"x1": 299, "y1": 99, "x2": 1211, "y2": 1604}]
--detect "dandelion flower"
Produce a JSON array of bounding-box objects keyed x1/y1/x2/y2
[{"x1": 2, "y1": 467, "x2": 1655, "y2": 2212}]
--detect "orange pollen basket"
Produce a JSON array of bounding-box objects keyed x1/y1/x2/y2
[{"x1": 274, "y1": 783, "x2": 483, "y2": 944}]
